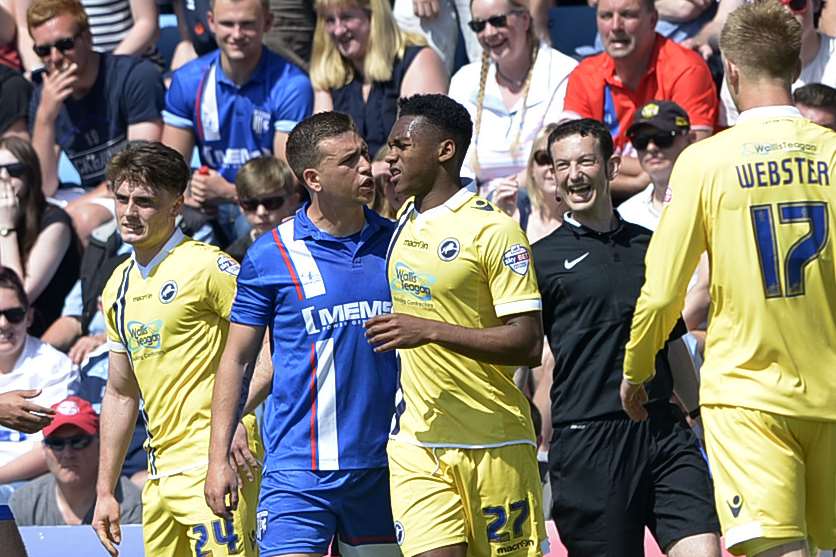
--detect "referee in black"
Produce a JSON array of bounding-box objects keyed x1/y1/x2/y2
[{"x1": 531, "y1": 119, "x2": 720, "y2": 557}]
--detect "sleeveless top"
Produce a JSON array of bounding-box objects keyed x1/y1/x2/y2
[{"x1": 331, "y1": 45, "x2": 422, "y2": 156}]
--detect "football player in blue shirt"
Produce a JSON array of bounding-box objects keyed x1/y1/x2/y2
[{"x1": 204, "y1": 112, "x2": 399, "y2": 557}]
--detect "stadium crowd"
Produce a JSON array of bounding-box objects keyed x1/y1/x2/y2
[{"x1": 0, "y1": 0, "x2": 833, "y2": 555}]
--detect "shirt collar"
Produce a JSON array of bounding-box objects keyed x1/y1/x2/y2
[
  {"x1": 132, "y1": 228, "x2": 185, "y2": 279},
  {"x1": 293, "y1": 203, "x2": 383, "y2": 242},
  {"x1": 563, "y1": 211, "x2": 624, "y2": 237},
  {"x1": 737, "y1": 105, "x2": 802, "y2": 124},
  {"x1": 603, "y1": 34, "x2": 663, "y2": 85},
  {"x1": 213, "y1": 47, "x2": 268, "y2": 87},
  {"x1": 412, "y1": 187, "x2": 474, "y2": 221}
]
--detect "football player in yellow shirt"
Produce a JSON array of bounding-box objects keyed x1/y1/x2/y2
[
  {"x1": 621, "y1": 2, "x2": 836, "y2": 556},
  {"x1": 92, "y1": 142, "x2": 262, "y2": 557},
  {"x1": 365, "y1": 94, "x2": 547, "y2": 557}
]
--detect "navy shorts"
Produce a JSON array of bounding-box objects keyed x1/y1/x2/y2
[{"x1": 257, "y1": 467, "x2": 397, "y2": 556}]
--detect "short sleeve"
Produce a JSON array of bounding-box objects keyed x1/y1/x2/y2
[
  {"x1": 477, "y1": 216, "x2": 542, "y2": 317},
  {"x1": 205, "y1": 251, "x2": 240, "y2": 320},
  {"x1": 122, "y1": 58, "x2": 165, "y2": 125},
  {"x1": 230, "y1": 249, "x2": 275, "y2": 326},
  {"x1": 670, "y1": 61, "x2": 717, "y2": 131},
  {"x1": 163, "y1": 66, "x2": 196, "y2": 129},
  {"x1": 563, "y1": 66, "x2": 594, "y2": 119},
  {"x1": 102, "y1": 270, "x2": 128, "y2": 352},
  {"x1": 271, "y1": 69, "x2": 314, "y2": 133},
  {"x1": 38, "y1": 349, "x2": 79, "y2": 405}
]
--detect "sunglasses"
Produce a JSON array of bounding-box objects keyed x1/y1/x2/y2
[
  {"x1": 630, "y1": 130, "x2": 686, "y2": 151},
  {"x1": 44, "y1": 435, "x2": 95, "y2": 451},
  {"x1": 532, "y1": 150, "x2": 551, "y2": 167},
  {"x1": 33, "y1": 33, "x2": 80, "y2": 57},
  {"x1": 239, "y1": 194, "x2": 286, "y2": 212},
  {"x1": 468, "y1": 10, "x2": 524, "y2": 33},
  {"x1": 0, "y1": 163, "x2": 27, "y2": 179},
  {"x1": 0, "y1": 307, "x2": 26, "y2": 324},
  {"x1": 779, "y1": 0, "x2": 808, "y2": 13}
]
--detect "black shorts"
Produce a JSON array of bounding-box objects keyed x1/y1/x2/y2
[{"x1": 549, "y1": 405, "x2": 720, "y2": 557}]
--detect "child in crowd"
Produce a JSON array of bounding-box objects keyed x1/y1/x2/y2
[{"x1": 226, "y1": 156, "x2": 302, "y2": 263}]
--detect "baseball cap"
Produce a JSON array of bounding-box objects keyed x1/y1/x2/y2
[
  {"x1": 42, "y1": 396, "x2": 99, "y2": 438},
  {"x1": 627, "y1": 101, "x2": 691, "y2": 138}
]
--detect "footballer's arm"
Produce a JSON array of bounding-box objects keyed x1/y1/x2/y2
[
  {"x1": 205, "y1": 322, "x2": 265, "y2": 518},
  {"x1": 93, "y1": 350, "x2": 141, "y2": 556},
  {"x1": 365, "y1": 311, "x2": 544, "y2": 368}
]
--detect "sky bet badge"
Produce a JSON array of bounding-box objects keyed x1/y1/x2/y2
[{"x1": 503, "y1": 244, "x2": 531, "y2": 275}]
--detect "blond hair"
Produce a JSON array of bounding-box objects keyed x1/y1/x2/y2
[
  {"x1": 235, "y1": 156, "x2": 297, "y2": 199},
  {"x1": 310, "y1": 0, "x2": 425, "y2": 89},
  {"x1": 524, "y1": 123, "x2": 558, "y2": 211},
  {"x1": 470, "y1": 0, "x2": 539, "y2": 181},
  {"x1": 27, "y1": 0, "x2": 89, "y2": 34},
  {"x1": 720, "y1": 0, "x2": 801, "y2": 82}
]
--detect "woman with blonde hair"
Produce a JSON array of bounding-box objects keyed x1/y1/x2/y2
[
  {"x1": 449, "y1": 0, "x2": 576, "y2": 208},
  {"x1": 310, "y1": 0, "x2": 448, "y2": 155},
  {"x1": 519, "y1": 123, "x2": 565, "y2": 243}
]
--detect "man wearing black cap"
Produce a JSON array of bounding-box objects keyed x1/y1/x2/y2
[
  {"x1": 618, "y1": 101, "x2": 692, "y2": 230},
  {"x1": 531, "y1": 118, "x2": 721, "y2": 556},
  {"x1": 619, "y1": 101, "x2": 710, "y2": 363}
]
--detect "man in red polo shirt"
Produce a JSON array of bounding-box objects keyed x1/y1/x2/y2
[{"x1": 564, "y1": 0, "x2": 717, "y2": 200}]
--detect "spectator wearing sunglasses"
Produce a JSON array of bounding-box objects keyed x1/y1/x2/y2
[
  {"x1": 8, "y1": 396, "x2": 142, "y2": 526},
  {"x1": 562, "y1": 0, "x2": 717, "y2": 202},
  {"x1": 720, "y1": 0, "x2": 835, "y2": 125},
  {"x1": 618, "y1": 100, "x2": 710, "y2": 362},
  {"x1": 26, "y1": 0, "x2": 165, "y2": 245},
  {"x1": 449, "y1": 0, "x2": 576, "y2": 205},
  {"x1": 310, "y1": 0, "x2": 448, "y2": 157},
  {"x1": 0, "y1": 137, "x2": 80, "y2": 337},
  {"x1": 0, "y1": 266, "x2": 77, "y2": 504},
  {"x1": 518, "y1": 122, "x2": 565, "y2": 243},
  {"x1": 225, "y1": 155, "x2": 301, "y2": 262}
]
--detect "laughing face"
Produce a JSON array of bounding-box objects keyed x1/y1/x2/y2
[
  {"x1": 319, "y1": 4, "x2": 372, "y2": 65},
  {"x1": 550, "y1": 133, "x2": 617, "y2": 217},
  {"x1": 0, "y1": 287, "x2": 29, "y2": 358},
  {"x1": 470, "y1": 0, "x2": 531, "y2": 66}
]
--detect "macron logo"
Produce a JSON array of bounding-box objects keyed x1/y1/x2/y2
[{"x1": 564, "y1": 252, "x2": 590, "y2": 270}]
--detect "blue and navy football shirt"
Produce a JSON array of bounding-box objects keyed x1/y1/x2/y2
[{"x1": 231, "y1": 206, "x2": 397, "y2": 472}]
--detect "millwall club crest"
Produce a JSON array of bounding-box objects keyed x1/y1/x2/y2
[
  {"x1": 159, "y1": 281, "x2": 178, "y2": 304},
  {"x1": 438, "y1": 238, "x2": 460, "y2": 261}
]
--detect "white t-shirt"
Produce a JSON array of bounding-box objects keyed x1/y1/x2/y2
[
  {"x1": 450, "y1": 44, "x2": 578, "y2": 191},
  {"x1": 721, "y1": 33, "x2": 836, "y2": 125},
  {"x1": 0, "y1": 337, "x2": 77, "y2": 465}
]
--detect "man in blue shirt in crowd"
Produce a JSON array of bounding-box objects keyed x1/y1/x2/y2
[
  {"x1": 204, "y1": 112, "x2": 399, "y2": 557},
  {"x1": 163, "y1": 0, "x2": 313, "y2": 242}
]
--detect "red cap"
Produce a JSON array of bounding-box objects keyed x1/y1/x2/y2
[{"x1": 42, "y1": 396, "x2": 99, "y2": 438}]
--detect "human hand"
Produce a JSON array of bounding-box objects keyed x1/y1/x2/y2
[
  {"x1": 204, "y1": 457, "x2": 240, "y2": 519},
  {"x1": 92, "y1": 493, "x2": 122, "y2": 556},
  {"x1": 68, "y1": 334, "x2": 107, "y2": 366},
  {"x1": 38, "y1": 62, "x2": 78, "y2": 121},
  {"x1": 0, "y1": 389, "x2": 55, "y2": 433},
  {"x1": 230, "y1": 422, "x2": 260, "y2": 484},
  {"x1": 492, "y1": 175, "x2": 519, "y2": 217},
  {"x1": 619, "y1": 377, "x2": 649, "y2": 421},
  {"x1": 189, "y1": 167, "x2": 234, "y2": 206},
  {"x1": 680, "y1": 37, "x2": 714, "y2": 61},
  {"x1": 413, "y1": 0, "x2": 440, "y2": 18},
  {"x1": 364, "y1": 314, "x2": 434, "y2": 352},
  {"x1": 0, "y1": 181, "x2": 18, "y2": 230}
]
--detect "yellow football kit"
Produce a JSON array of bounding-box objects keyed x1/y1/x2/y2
[
  {"x1": 623, "y1": 106, "x2": 836, "y2": 553},
  {"x1": 387, "y1": 188, "x2": 546, "y2": 556},
  {"x1": 103, "y1": 229, "x2": 261, "y2": 556}
]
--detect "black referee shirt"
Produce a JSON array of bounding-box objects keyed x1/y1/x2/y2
[{"x1": 532, "y1": 213, "x2": 685, "y2": 426}]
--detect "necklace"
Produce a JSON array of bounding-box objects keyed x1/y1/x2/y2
[{"x1": 495, "y1": 64, "x2": 526, "y2": 89}]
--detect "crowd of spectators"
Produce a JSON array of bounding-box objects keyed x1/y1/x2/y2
[{"x1": 0, "y1": 0, "x2": 833, "y2": 536}]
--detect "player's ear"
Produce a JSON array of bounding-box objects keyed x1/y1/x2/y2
[
  {"x1": 438, "y1": 138, "x2": 456, "y2": 164},
  {"x1": 303, "y1": 168, "x2": 322, "y2": 193},
  {"x1": 724, "y1": 57, "x2": 740, "y2": 97},
  {"x1": 171, "y1": 193, "x2": 184, "y2": 217},
  {"x1": 607, "y1": 154, "x2": 621, "y2": 181}
]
